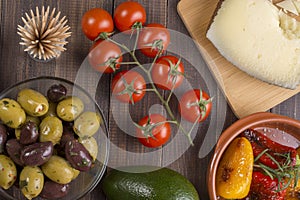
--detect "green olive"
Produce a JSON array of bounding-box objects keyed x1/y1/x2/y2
[
  {"x1": 72, "y1": 168, "x2": 80, "y2": 180},
  {"x1": 0, "y1": 98, "x2": 26, "y2": 128},
  {"x1": 79, "y1": 137, "x2": 98, "y2": 161},
  {"x1": 74, "y1": 111, "x2": 101, "y2": 137},
  {"x1": 42, "y1": 102, "x2": 57, "y2": 119},
  {"x1": 39, "y1": 116, "x2": 63, "y2": 145},
  {"x1": 19, "y1": 166, "x2": 44, "y2": 200},
  {"x1": 15, "y1": 128, "x2": 21, "y2": 140},
  {"x1": 17, "y1": 89, "x2": 49, "y2": 117},
  {"x1": 41, "y1": 155, "x2": 75, "y2": 184},
  {"x1": 25, "y1": 115, "x2": 41, "y2": 126},
  {"x1": 0, "y1": 155, "x2": 17, "y2": 189},
  {"x1": 56, "y1": 96, "x2": 84, "y2": 122}
]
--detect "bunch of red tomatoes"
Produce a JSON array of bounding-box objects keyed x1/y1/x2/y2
[{"x1": 81, "y1": 1, "x2": 212, "y2": 148}]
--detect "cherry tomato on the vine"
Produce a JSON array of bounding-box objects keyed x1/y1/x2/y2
[
  {"x1": 90, "y1": 39, "x2": 103, "y2": 51},
  {"x1": 151, "y1": 55, "x2": 184, "y2": 90},
  {"x1": 136, "y1": 114, "x2": 171, "y2": 148},
  {"x1": 138, "y1": 23, "x2": 170, "y2": 58},
  {"x1": 88, "y1": 40, "x2": 123, "y2": 73},
  {"x1": 112, "y1": 70, "x2": 146, "y2": 104},
  {"x1": 114, "y1": 1, "x2": 146, "y2": 33},
  {"x1": 179, "y1": 89, "x2": 212, "y2": 123},
  {"x1": 81, "y1": 8, "x2": 114, "y2": 41}
]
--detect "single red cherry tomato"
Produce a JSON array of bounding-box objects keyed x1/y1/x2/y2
[
  {"x1": 179, "y1": 89, "x2": 212, "y2": 123},
  {"x1": 151, "y1": 55, "x2": 184, "y2": 90},
  {"x1": 138, "y1": 23, "x2": 170, "y2": 58},
  {"x1": 136, "y1": 114, "x2": 171, "y2": 148},
  {"x1": 88, "y1": 40, "x2": 122, "y2": 73},
  {"x1": 112, "y1": 70, "x2": 146, "y2": 104},
  {"x1": 90, "y1": 39, "x2": 104, "y2": 51},
  {"x1": 81, "y1": 8, "x2": 114, "y2": 41},
  {"x1": 114, "y1": 1, "x2": 146, "y2": 33}
]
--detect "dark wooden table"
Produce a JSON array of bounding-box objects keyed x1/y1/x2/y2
[{"x1": 1, "y1": 1, "x2": 300, "y2": 200}]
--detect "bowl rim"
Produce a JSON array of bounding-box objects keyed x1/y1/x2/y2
[
  {"x1": 0, "y1": 76, "x2": 110, "y2": 200},
  {"x1": 207, "y1": 112, "x2": 300, "y2": 199}
]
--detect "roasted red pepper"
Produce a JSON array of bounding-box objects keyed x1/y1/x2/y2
[
  {"x1": 249, "y1": 171, "x2": 286, "y2": 200},
  {"x1": 242, "y1": 129, "x2": 297, "y2": 169}
]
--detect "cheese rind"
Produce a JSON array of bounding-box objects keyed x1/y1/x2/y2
[{"x1": 207, "y1": 0, "x2": 300, "y2": 89}]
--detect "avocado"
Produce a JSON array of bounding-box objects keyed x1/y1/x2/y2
[{"x1": 101, "y1": 166, "x2": 200, "y2": 200}]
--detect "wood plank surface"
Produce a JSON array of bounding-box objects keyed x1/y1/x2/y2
[
  {"x1": 0, "y1": 1, "x2": 299, "y2": 200},
  {"x1": 177, "y1": 0, "x2": 300, "y2": 118}
]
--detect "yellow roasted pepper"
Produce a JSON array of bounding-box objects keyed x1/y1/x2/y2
[{"x1": 216, "y1": 137, "x2": 254, "y2": 199}]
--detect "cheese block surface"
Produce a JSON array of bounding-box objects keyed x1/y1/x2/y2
[{"x1": 207, "y1": 0, "x2": 300, "y2": 89}]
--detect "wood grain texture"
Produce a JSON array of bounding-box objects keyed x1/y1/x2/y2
[{"x1": 177, "y1": 0, "x2": 300, "y2": 118}]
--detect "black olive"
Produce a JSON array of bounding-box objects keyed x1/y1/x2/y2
[
  {"x1": 47, "y1": 84, "x2": 67, "y2": 102},
  {"x1": 65, "y1": 139, "x2": 92, "y2": 171},
  {"x1": 6, "y1": 139, "x2": 24, "y2": 166},
  {"x1": 0, "y1": 124, "x2": 7, "y2": 153},
  {"x1": 19, "y1": 121, "x2": 39, "y2": 145},
  {"x1": 20, "y1": 141, "x2": 54, "y2": 166},
  {"x1": 56, "y1": 125, "x2": 75, "y2": 157}
]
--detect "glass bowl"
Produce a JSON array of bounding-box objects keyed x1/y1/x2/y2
[
  {"x1": 207, "y1": 112, "x2": 300, "y2": 199},
  {"x1": 0, "y1": 76, "x2": 109, "y2": 200}
]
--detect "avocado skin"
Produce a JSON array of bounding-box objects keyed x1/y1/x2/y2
[{"x1": 101, "y1": 166, "x2": 200, "y2": 200}]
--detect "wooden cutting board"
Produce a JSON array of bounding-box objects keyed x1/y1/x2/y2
[{"x1": 177, "y1": 0, "x2": 300, "y2": 118}]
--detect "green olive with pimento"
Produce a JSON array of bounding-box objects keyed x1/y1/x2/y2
[{"x1": 17, "y1": 88, "x2": 49, "y2": 117}]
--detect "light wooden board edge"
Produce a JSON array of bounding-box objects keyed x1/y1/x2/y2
[{"x1": 177, "y1": 0, "x2": 300, "y2": 118}]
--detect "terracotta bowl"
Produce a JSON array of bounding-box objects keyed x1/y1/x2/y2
[{"x1": 207, "y1": 112, "x2": 300, "y2": 199}]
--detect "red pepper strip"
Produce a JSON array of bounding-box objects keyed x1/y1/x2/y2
[
  {"x1": 249, "y1": 171, "x2": 286, "y2": 200},
  {"x1": 242, "y1": 129, "x2": 297, "y2": 169},
  {"x1": 251, "y1": 140, "x2": 279, "y2": 169}
]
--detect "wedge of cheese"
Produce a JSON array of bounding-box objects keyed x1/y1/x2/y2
[{"x1": 207, "y1": 0, "x2": 300, "y2": 89}]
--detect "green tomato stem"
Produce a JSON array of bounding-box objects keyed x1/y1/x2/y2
[
  {"x1": 106, "y1": 33, "x2": 196, "y2": 145},
  {"x1": 132, "y1": 28, "x2": 140, "y2": 56},
  {"x1": 142, "y1": 88, "x2": 156, "y2": 92},
  {"x1": 106, "y1": 37, "x2": 131, "y2": 54},
  {"x1": 166, "y1": 87, "x2": 175, "y2": 104},
  {"x1": 117, "y1": 61, "x2": 139, "y2": 65}
]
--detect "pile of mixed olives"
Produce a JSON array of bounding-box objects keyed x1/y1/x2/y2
[{"x1": 0, "y1": 84, "x2": 101, "y2": 199}]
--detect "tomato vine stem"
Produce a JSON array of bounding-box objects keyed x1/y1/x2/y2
[
  {"x1": 105, "y1": 31, "x2": 196, "y2": 145},
  {"x1": 117, "y1": 61, "x2": 139, "y2": 65},
  {"x1": 132, "y1": 25, "x2": 141, "y2": 56}
]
